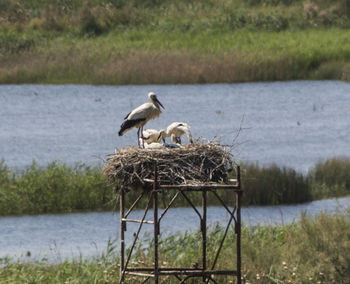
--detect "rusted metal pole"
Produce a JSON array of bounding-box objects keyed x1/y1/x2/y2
[
  {"x1": 119, "y1": 185, "x2": 125, "y2": 284},
  {"x1": 236, "y1": 166, "x2": 242, "y2": 284},
  {"x1": 153, "y1": 164, "x2": 159, "y2": 284},
  {"x1": 121, "y1": 218, "x2": 154, "y2": 224},
  {"x1": 124, "y1": 190, "x2": 146, "y2": 218},
  {"x1": 121, "y1": 193, "x2": 153, "y2": 281},
  {"x1": 210, "y1": 210, "x2": 234, "y2": 272},
  {"x1": 212, "y1": 191, "x2": 237, "y2": 222},
  {"x1": 158, "y1": 191, "x2": 181, "y2": 223},
  {"x1": 181, "y1": 191, "x2": 202, "y2": 219},
  {"x1": 202, "y1": 189, "x2": 207, "y2": 282}
]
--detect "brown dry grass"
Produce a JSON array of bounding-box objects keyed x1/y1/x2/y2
[
  {"x1": 0, "y1": 49, "x2": 311, "y2": 84},
  {"x1": 1, "y1": 33, "x2": 349, "y2": 84},
  {"x1": 95, "y1": 50, "x2": 246, "y2": 84},
  {"x1": 94, "y1": 51, "x2": 308, "y2": 83}
]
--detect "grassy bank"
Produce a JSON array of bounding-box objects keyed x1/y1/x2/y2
[
  {"x1": 0, "y1": 157, "x2": 350, "y2": 216},
  {"x1": 0, "y1": 160, "x2": 114, "y2": 215},
  {"x1": 0, "y1": 0, "x2": 350, "y2": 84},
  {"x1": 0, "y1": 212, "x2": 349, "y2": 283}
]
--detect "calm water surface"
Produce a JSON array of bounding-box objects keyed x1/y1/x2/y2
[
  {"x1": 0, "y1": 81, "x2": 350, "y2": 261},
  {"x1": 0, "y1": 196, "x2": 348, "y2": 261},
  {"x1": 1, "y1": 81, "x2": 350, "y2": 172}
]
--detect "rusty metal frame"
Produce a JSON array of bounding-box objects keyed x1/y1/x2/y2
[{"x1": 119, "y1": 165, "x2": 242, "y2": 284}]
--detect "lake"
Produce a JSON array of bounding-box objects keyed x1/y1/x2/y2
[
  {"x1": 0, "y1": 196, "x2": 349, "y2": 261},
  {"x1": 0, "y1": 81, "x2": 350, "y2": 261},
  {"x1": 1, "y1": 81, "x2": 350, "y2": 172}
]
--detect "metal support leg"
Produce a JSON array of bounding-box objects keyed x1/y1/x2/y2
[
  {"x1": 118, "y1": 164, "x2": 242, "y2": 284},
  {"x1": 120, "y1": 185, "x2": 125, "y2": 284},
  {"x1": 202, "y1": 190, "x2": 207, "y2": 282},
  {"x1": 120, "y1": 193, "x2": 153, "y2": 283},
  {"x1": 153, "y1": 165, "x2": 159, "y2": 284},
  {"x1": 236, "y1": 166, "x2": 242, "y2": 284}
]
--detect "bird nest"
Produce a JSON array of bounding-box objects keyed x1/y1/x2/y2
[{"x1": 103, "y1": 142, "x2": 234, "y2": 188}]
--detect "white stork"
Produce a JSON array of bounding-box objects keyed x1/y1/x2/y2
[
  {"x1": 118, "y1": 92, "x2": 165, "y2": 147},
  {"x1": 143, "y1": 142, "x2": 164, "y2": 149},
  {"x1": 166, "y1": 122, "x2": 193, "y2": 145},
  {"x1": 140, "y1": 129, "x2": 167, "y2": 145}
]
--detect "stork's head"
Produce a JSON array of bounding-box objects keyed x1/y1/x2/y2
[{"x1": 148, "y1": 92, "x2": 165, "y2": 110}]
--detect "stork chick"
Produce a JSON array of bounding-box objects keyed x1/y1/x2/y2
[
  {"x1": 166, "y1": 122, "x2": 193, "y2": 145},
  {"x1": 141, "y1": 129, "x2": 167, "y2": 145}
]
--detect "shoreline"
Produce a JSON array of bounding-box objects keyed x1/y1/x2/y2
[
  {"x1": 1, "y1": 28, "x2": 350, "y2": 85},
  {"x1": 1, "y1": 157, "x2": 350, "y2": 216},
  {"x1": 0, "y1": 212, "x2": 349, "y2": 283}
]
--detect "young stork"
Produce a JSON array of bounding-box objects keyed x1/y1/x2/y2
[
  {"x1": 166, "y1": 122, "x2": 193, "y2": 145},
  {"x1": 140, "y1": 129, "x2": 167, "y2": 145},
  {"x1": 118, "y1": 92, "x2": 165, "y2": 147}
]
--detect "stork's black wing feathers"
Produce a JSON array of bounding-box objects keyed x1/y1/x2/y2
[
  {"x1": 118, "y1": 118, "x2": 145, "y2": 136},
  {"x1": 124, "y1": 111, "x2": 131, "y2": 120}
]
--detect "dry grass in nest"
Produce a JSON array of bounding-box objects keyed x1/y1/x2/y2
[{"x1": 103, "y1": 142, "x2": 234, "y2": 188}]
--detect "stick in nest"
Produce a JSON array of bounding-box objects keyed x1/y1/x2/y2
[{"x1": 103, "y1": 141, "x2": 234, "y2": 188}]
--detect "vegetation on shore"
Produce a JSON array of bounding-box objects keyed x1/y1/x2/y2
[
  {"x1": 0, "y1": 157, "x2": 350, "y2": 216},
  {"x1": 0, "y1": 211, "x2": 349, "y2": 283},
  {"x1": 0, "y1": 160, "x2": 114, "y2": 215},
  {"x1": 0, "y1": 0, "x2": 350, "y2": 84}
]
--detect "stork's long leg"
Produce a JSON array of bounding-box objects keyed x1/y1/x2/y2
[
  {"x1": 137, "y1": 128, "x2": 141, "y2": 147},
  {"x1": 141, "y1": 126, "x2": 145, "y2": 148}
]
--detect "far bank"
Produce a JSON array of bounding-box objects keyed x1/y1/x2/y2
[{"x1": 1, "y1": 28, "x2": 350, "y2": 84}]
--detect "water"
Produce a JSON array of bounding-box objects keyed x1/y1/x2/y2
[
  {"x1": 1, "y1": 81, "x2": 350, "y2": 261},
  {"x1": 0, "y1": 196, "x2": 348, "y2": 261},
  {"x1": 1, "y1": 81, "x2": 350, "y2": 172}
]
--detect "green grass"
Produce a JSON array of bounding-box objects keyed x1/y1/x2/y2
[
  {"x1": 240, "y1": 163, "x2": 310, "y2": 205},
  {"x1": 0, "y1": 0, "x2": 349, "y2": 84},
  {"x1": 0, "y1": 212, "x2": 349, "y2": 283},
  {"x1": 1, "y1": 157, "x2": 350, "y2": 216},
  {"x1": 0, "y1": 160, "x2": 114, "y2": 215},
  {"x1": 1, "y1": 28, "x2": 350, "y2": 84},
  {"x1": 308, "y1": 157, "x2": 350, "y2": 200},
  {"x1": 153, "y1": 212, "x2": 350, "y2": 283}
]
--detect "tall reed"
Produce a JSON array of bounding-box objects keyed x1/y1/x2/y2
[
  {"x1": 1, "y1": 157, "x2": 350, "y2": 216},
  {"x1": 308, "y1": 156, "x2": 350, "y2": 199},
  {"x1": 0, "y1": 160, "x2": 114, "y2": 215},
  {"x1": 240, "y1": 163, "x2": 310, "y2": 205}
]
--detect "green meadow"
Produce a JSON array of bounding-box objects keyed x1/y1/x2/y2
[{"x1": 0, "y1": 0, "x2": 350, "y2": 84}]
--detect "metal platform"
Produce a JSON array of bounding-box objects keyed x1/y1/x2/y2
[{"x1": 119, "y1": 165, "x2": 242, "y2": 284}]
